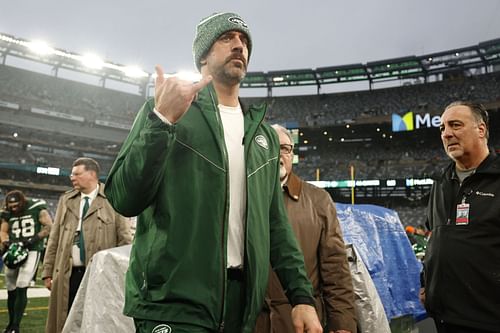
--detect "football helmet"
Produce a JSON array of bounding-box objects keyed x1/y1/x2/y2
[{"x1": 2, "y1": 242, "x2": 28, "y2": 269}]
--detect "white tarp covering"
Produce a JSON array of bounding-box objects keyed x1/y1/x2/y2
[
  {"x1": 346, "y1": 244, "x2": 391, "y2": 333},
  {"x1": 62, "y1": 245, "x2": 134, "y2": 333}
]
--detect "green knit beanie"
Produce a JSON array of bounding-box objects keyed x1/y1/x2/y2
[{"x1": 193, "y1": 12, "x2": 252, "y2": 71}]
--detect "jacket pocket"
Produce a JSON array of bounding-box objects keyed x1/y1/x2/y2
[{"x1": 96, "y1": 211, "x2": 116, "y2": 247}]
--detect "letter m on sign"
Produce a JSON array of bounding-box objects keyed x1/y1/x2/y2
[{"x1": 392, "y1": 111, "x2": 414, "y2": 132}]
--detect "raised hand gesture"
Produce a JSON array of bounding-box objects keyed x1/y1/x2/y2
[{"x1": 154, "y1": 65, "x2": 212, "y2": 124}]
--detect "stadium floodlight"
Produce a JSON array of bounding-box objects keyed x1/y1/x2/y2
[
  {"x1": 0, "y1": 34, "x2": 22, "y2": 45},
  {"x1": 80, "y1": 53, "x2": 105, "y2": 69},
  {"x1": 273, "y1": 77, "x2": 284, "y2": 82},
  {"x1": 26, "y1": 40, "x2": 55, "y2": 55},
  {"x1": 122, "y1": 66, "x2": 149, "y2": 78}
]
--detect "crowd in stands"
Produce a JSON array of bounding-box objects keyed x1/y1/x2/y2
[
  {"x1": 0, "y1": 65, "x2": 144, "y2": 126},
  {"x1": 295, "y1": 137, "x2": 451, "y2": 181},
  {"x1": 296, "y1": 126, "x2": 499, "y2": 181},
  {"x1": 257, "y1": 71, "x2": 500, "y2": 127},
  {"x1": 393, "y1": 205, "x2": 427, "y2": 229},
  {"x1": 0, "y1": 123, "x2": 118, "y2": 172}
]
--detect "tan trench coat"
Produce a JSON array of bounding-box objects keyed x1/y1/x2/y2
[
  {"x1": 42, "y1": 183, "x2": 132, "y2": 333},
  {"x1": 254, "y1": 172, "x2": 357, "y2": 333}
]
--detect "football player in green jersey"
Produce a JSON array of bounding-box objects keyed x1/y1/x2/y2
[{"x1": 0, "y1": 190, "x2": 52, "y2": 333}]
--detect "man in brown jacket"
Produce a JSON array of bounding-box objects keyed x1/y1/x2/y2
[
  {"x1": 42, "y1": 157, "x2": 132, "y2": 333},
  {"x1": 254, "y1": 125, "x2": 357, "y2": 333}
]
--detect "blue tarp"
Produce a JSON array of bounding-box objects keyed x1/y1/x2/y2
[{"x1": 336, "y1": 203, "x2": 426, "y2": 321}]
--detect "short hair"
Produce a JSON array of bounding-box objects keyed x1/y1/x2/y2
[
  {"x1": 72, "y1": 157, "x2": 100, "y2": 176},
  {"x1": 271, "y1": 124, "x2": 294, "y2": 146},
  {"x1": 444, "y1": 101, "x2": 489, "y2": 140}
]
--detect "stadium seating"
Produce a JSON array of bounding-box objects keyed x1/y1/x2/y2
[{"x1": 261, "y1": 72, "x2": 500, "y2": 127}]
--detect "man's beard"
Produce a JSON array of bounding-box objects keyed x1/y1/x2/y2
[
  {"x1": 8, "y1": 207, "x2": 22, "y2": 216},
  {"x1": 211, "y1": 54, "x2": 247, "y2": 85}
]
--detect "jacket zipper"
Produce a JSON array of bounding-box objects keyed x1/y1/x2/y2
[
  {"x1": 242, "y1": 107, "x2": 266, "y2": 328},
  {"x1": 447, "y1": 178, "x2": 461, "y2": 225},
  {"x1": 209, "y1": 94, "x2": 268, "y2": 331},
  {"x1": 209, "y1": 90, "x2": 229, "y2": 332}
]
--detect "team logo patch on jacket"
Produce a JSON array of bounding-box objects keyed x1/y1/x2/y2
[
  {"x1": 255, "y1": 135, "x2": 268, "y2": 149},
  {"x1": 152, "y1": 324, "x2": 172, "y2": 333}
]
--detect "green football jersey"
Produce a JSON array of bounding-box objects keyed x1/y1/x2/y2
[{"x1": 5, "y1": 198, "x2": 48, "y2": 251}]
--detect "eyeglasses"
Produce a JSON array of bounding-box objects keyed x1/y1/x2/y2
[
  {"x1": 70, "y1": 170, "x2": 90, "y2": 178},
  {"x1": 280, "y1": 144, "x2": 293, "y2": 154}
]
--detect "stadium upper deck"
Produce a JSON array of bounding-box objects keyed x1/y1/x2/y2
[{"x1": 1, "y1": 36, "x2": 499, "y2": 203}]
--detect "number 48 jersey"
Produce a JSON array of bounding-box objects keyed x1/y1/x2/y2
[{"x1": 5, "y1": 198, "x2": 47, "y2": 252}]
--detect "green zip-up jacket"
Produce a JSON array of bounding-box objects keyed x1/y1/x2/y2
[{"x1": 105, "y1": 84, "x2": 314, "y2": 332}]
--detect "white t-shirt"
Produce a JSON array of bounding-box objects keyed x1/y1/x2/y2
[{"x1": 219, "y1": 104, "x2": 246, "y2": 268}]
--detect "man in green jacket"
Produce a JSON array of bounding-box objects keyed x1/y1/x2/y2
[{"x1": 105, "y1": 12, "x2": 322, "y2": 333}]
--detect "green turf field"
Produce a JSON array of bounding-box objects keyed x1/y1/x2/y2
[
  {"x1": 1, "y1": 267, "x2": 49, "y2": 332},
  {"x1": 0, "y1": 297, "x2": 48, "y2": 333}
]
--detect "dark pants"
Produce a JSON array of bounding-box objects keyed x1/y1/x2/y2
[
  {"x1": 68, "y1": 266, "x2": 86, "y2": 312},
  {"x1": 434, "y1": 319, "x2": 496, "y2": 333},
  {"x1": 135, "y1": 269, "x2": 245, "y2": 333}
]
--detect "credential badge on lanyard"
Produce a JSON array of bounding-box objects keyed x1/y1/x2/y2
[{"x1": 456, "y1": 195, "x2": 470, "y2": 225}]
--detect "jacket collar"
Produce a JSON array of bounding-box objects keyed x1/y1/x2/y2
[
  {"x1": 476, "y1": 152, "x2": 500, "y2": 174},
  {"x1": 284, "y1": 172, "x2": 302, "y2": 201},
  {"x1": 193, "y1": 82, "x2": 267, "y2": 155},
  {"x1": 194, "y1": 82, "x2": 218, "y2": 113},
  {"x1": 445, "y1": 152, "x2": 500, "y2": 181},
  {"x1": 67, "y1": 182, "x2": 107, "y2": 200},
  {"x1": 194, "y1": 82, "x2": 267, "y2": 114},
  {"x1": 65, "y1": 183, "x2": 107, "y2": 219}
]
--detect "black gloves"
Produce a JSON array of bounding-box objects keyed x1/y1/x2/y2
[
  {"x1": 0, "y1": 240, "x2": 11, "y2": 255},
  {"x1": 22, "y1": 234, "x2": 41, "y2": 249}
]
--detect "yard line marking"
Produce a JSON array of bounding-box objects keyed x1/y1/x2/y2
[{"x1": 0, "y1": 306, "x2": 48, "y2": 313}]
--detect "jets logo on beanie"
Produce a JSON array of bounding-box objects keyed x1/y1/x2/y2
[{"x1": 192, "y1": 12, "x2": 252, "y2": 72}]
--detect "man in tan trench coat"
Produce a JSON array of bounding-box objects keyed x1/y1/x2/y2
[
  {"x1": 42, "y1": 157, "x2": 132, "y2": 333},
  {"x1": 254, "y1": 125, "x2": 357, "y2": 333}
]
